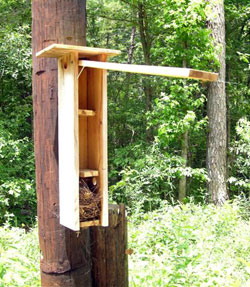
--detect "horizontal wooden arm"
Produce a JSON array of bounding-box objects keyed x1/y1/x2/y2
[{"x1": 79, "y1": 60, "x2": 218, "y2": 82}]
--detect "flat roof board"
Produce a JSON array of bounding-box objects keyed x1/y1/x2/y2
[{"x1": 36, "y1": 43, "x2": 121, "y2": 58}]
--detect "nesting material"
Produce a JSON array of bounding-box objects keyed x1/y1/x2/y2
[{"x1": 79, "y1": 178, "x2": 101, "y2": 221}]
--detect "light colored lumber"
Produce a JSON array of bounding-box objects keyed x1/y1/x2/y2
[
  {"x1": 79, "y1": 109, "x2": 96, "y2": 116},
  {"x1": 80, "y1": 169, "x2": 99, "y2": 177},
  {"x1": 79, "y1": 69, "x2": 88, "y2": 170},
  {"x1": 80, "y1": 220, "x2": 100, "y2": 228},
  {"x1": 87, "y1": 55, "x2": 109, "y2": 227},
  {"x1": 58, "y1": 52, "x2": 80, "y2": 231},
  {"x1": 101, "y1": 61, "x2": 108, "y2": 227},
  {"x1": 79, "y1": 60, "x2": 218, "y2": 82},
  {"x1": 36, "y1": 44, "x2": 120, "y2": 58}
]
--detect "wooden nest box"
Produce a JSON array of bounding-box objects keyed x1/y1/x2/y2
[
  {"x1": 37, "y1": 44, "x2": 120, "y2": 230},
  {"x1": 37, "y1": 44, "x2": 218, "y2": 231}
]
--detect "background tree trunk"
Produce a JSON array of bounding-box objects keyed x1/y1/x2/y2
[
  {"x1": 138, "y1": 2, "x2": 153, "y2": 141},
  {"x1": 178, "y1": 54, "x2": 188, "y2": 203},
  {"x1": 32, "y1": 1, "x2": 92, "y2": 286},
  {"x1": 207, "y1": 0, "x2": 228, "y2": 205},
  {"x1": 178, "y1": 131, "x2": 188, "y2": 203},
  {"x1": 128, "y1": 26, "x2": 136, "y2": 64}
]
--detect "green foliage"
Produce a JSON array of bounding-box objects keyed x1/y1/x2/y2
[
  {"x1": 229, "y1": 118, "x2": 250, "y2": 195},
  {"x1": 111, "y1": 144, "x2": 208, "y2": 214},
  {"x1": 88, "y1": 0, "x2": 220, "y2": 207},
  {"x1": 0, "y1": 0, "x2": 248, "y2": 229},
  {"x1": 0, "y1": 227, "x2": 40, "y2": 287},
  {"x1": 153, "y1": 0, "x2": 219, "y2": 70},
  {"x1": 129, "y1": 200, "x2": 250, "y2": 286},
  {"x1": 0, "y1": 127, "x2": 35, "y2": 225},
  {"x1": 1, "y1": 201, "x2": 250, "y2": 286},
  {"x1": 149, "y1": 81, "x2": 207, "y2": 145},
  {"x1": 0, "y1": 0, "x2": 35, "y2": 227}
]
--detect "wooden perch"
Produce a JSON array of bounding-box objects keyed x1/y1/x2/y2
[
  {"x1": 80, "y1": 169, "x2": 99, "y2": 178},
  {"x1": 79, "y1": 109, "x2": 96, "y2": 116},
  {"x1": 79, "y1": 60, "x2": 218, "y2": 82}
]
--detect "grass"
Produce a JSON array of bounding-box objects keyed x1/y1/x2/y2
[
  {"x1": 129, "y1": 201, "x2": 250, "y2": 286},
  {"x1": 0, "y1": 226, "x2": 40, "y2": 287},
  {"x1": 0, "y1": 200, "x2": 250, "y2": 286}
]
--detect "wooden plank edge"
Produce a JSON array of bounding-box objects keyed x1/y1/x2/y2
[
  {"x1": 79, "y1": 169, "x2": 99, "y2": 177},
  {"x1": 36, "y1": 43, "x2": 121, "y2": 58},
  {"x1": 79, "y1": 109, "x2": 96, "y2": 116},
  {"x1": 79, "y1": 60, "x2": 218, "y2": 82},
  {"x1": 80, "y1": 220, "x2": 100, "y2": 228},
  {"x1": 189, "y1": 69, "x2": 218, "y2": 82},
  {"x1": 100, "y1": 68, "x2": 109, "y2": 227}
]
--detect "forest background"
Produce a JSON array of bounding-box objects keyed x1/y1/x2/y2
[{"x1": 0, "y1": 0, "x2": 250, "y2": 286}]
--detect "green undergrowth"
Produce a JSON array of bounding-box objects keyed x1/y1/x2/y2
[
  {"x1": 129, "y1": 200, "x2": 250, "y2": 287},
  {"x1": 1, "y1": 200, "x2": 250, "y2": 286},
  {"x1": 0, "y1": 226, "x2": 40, "y2": 287}
]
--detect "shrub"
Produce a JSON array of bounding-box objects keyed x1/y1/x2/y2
[{"x1": 129, "y1": 200, "x2": 250, "y2": 286}]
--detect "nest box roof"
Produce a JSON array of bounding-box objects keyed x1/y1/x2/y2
[{"x1": 36, "y1": 43, "x2": 121, "y2": 58}]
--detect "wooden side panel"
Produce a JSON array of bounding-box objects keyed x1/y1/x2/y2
[
  {"x1": 58, "y1": 52, "x2": 80, "y2": 231},
  {"x1": 87, "y1": 55, "x2": 108, "y2": 227},
  {"x1": 79, "y1": 68, "x2": 88, "y2": 169},
  {"x1": 101, "y1": 67, "x2": 108, "y2": 227}
]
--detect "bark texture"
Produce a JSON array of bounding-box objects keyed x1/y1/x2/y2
[
  {"x1": 178, "y1": 131, "x2": 188, "y2": 203},
  {"x1": 127, "y1": 26, "x2": 136, "y2": 64},
  {"x1": 32, "y1": 1, "x2": 92, "y2": 286},
  {"x1": 207, "y1": 0, "x2": 228, "y2": 205},
  {"x1": 90, "y1": 204, "x2": 128, "y2": 287},
  {"x1": 138, "y1": 3, "x2": 153, "y2": 141},
  {"x1": 178, "y1": 54, "x2": 188, "y2": 203}
]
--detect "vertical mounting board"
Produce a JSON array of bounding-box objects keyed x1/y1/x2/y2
[{"x1": 58, "y1": 52, "x2": 80, "y2": 231}]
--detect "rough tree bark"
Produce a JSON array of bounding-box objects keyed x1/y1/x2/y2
[
  {"x1": 207, "y1": 0, "x2": 228, "y2": 205},
  {"x1": 178, "y1": 131, "x2": 188, "y2": 203},
  {"x1": 90, "y1": 204, "x2": 128, "y2": 287},
  {"x1": 178, "y1": 54, "x2": 188, "y2": 203},
  {"x1": 138, "y1": 3, "x2": 153, "y2": 141},
  {"x1": 128, "y1": 26, "x2": 136, "y2": 64},
  {"x1": 32, "y1": 1, "x2": 92, "y2": 286}
]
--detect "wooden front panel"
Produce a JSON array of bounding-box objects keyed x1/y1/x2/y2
[{"x1": 58, "y1": 52, "x2": 80, "y2": 231}]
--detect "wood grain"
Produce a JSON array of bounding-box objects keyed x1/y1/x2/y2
[
  {"x1": 79, "y1": 169, "x2": 99, "y2": 177},
  {"x1": 90, "y1": 204, "x2": 128, "y2": 287},
  {"x1": 80, "y1": 220, "x2": 100, "y2": 228},
  {"x1": 32, "y1": 0, "x2": 92, "y2": 286},
  {"x1": 36, "y1": 43, "x2": 120, "y2": 58},
  {"x1": 58, "y1": 52, "x2": 79, "y2": 231},
  {"x1": 87, "y1": 55, "x2": 108, "y2": 227},
  {"x1": 79, "y1": 60, "x2": 218, "y2": 82},
  {"x1": 79, "y1": 68, "x2": 88, "y2": 171},
  {"x1": 79, "y1": 109, "x2": 96, "y2": 116}
]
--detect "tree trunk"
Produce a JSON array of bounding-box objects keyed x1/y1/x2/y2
[
  {"x1": 90, "y1": 204, "x2": 128, "y2": 287},
  {"x1": 207, "y1": 0, "x2": 228, "y2": 205},
  {"x1": 178, "y1": 54, "x2": 188, "y2": 203},
  {"x1": 128, "y1": 26, "x2": 136, "y2": 64},
  {"x1": 226, "y1": 63, "x2": 231, "y2": 182},
  {"x1": 178, "y1": 131, "x2": 188, "y2": 203},
  {"x1": 32, "y1": 1, "x2": 92, "y2": 286},
  {"x1": 138, "y1": 3, "x2": 153, "y2": 141}
]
